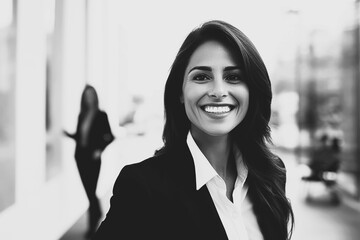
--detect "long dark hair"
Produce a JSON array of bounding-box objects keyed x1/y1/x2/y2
[
  {"x1": 159, "y1": 20, "x2": 294, "y2": 240},
  {"x1": 80, "y1": 84, "x2": 99, "y2": 114}
]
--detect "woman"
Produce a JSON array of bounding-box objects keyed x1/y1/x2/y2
[
  {"x1": 64, "y1": 85, "x2": 114, "y2": 238},
  {"x1": 95, "y1": 20, "x2": 294, "y2": 240}
]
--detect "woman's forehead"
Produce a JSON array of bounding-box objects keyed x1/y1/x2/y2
[{"x1": 185, "y1": 40, "x2": 240, "y2": 72}]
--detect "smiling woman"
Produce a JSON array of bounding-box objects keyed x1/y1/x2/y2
[
  {"x1": 182, "y1": 40, "x2": 249, "y2": 137},
  {"x1": 95, "y1": 20, "x2": 294, "y2": 240}
]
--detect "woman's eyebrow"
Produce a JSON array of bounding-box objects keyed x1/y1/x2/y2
[
  {"x1": 224, "y1": 66, "x2": 241, "y2": 71},
  {"x1": 187, "y1": 66, "x2": 241, "y2": 74},
  {"x1": 188, "y1": 66, "x2": 212, "y2": 74}
]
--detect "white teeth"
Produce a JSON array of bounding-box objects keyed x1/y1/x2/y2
[{"x1": 204, "y1": 106, "x2": 231, "y2": 114}]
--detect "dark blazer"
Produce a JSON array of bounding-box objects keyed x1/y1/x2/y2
[
  {"x1": 67, "y1": 110, "x2": 114, "y2": 160},
  {"x1": 94, "y1": 142, "x2": 230, "y2": 240},
  {"x1": 95, "y1": 137, "x2": 289, "y2": 240}
]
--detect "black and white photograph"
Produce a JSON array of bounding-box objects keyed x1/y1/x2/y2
[{"x1": 0, "y1": 0, "x2": 359, "y2": 239}]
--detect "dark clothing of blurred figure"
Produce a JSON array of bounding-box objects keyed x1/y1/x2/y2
[
  {"x1": 308, "y1": 136, "x2": 341, "y2": 182},
  {"x1": 65, "y1": 86, "x2": 114, "y2": 238},
  {"x1": 66, "y1": 110, "x2": 114, "y2": 237},
  {"x1": 73, "y1": 110, "x2": 114, "y2": 161}
]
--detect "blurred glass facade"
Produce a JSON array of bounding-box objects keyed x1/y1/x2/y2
[
  {"x1": 0, "y1": 0, "x2": 15, "y2": 213},
  {"x1": 0, "y1": 0, "x2": 125, "y2": 239},
  {"x1": 271, "y1": 0, "x2": 360, "y2": 198},
  {"x1": 45, "y1": 0, "x2": 62, "y2": 180}
]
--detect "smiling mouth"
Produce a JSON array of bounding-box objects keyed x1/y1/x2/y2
[{"x1": 200, "y1": 104, "x2": 235, "y2": 114}]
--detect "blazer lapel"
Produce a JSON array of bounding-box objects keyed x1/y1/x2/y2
[
  {"x1": 167, "y1": 143, "x2": 228, "y2": 240},
  {"x1": 192, "y1": 186, "x2": 228, "y2": 240}
]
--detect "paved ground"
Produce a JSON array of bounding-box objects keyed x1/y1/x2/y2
[
  {"x1": 279, "y1": 149, "x2": 360, "y2": 240},
  {"x1": 60, "y1": 134, "x2": 360, "y2": 240}
]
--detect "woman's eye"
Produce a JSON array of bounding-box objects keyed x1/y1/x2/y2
[
  {"x1": 193, "y1": 74, "x2": 210, "y2": 81},
  {"x1": 225, "y1": 74, "x2": 242, "y2": 83}
]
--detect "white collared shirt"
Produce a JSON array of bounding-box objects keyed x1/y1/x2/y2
[{"x1": 187, "y1": 132, "x2": 264, "y2": 240}]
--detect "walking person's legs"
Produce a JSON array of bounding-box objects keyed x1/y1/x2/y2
[
  {"x1": 87, "y1": 160, "x2": 102, "y2": 235},
  {"x1": 76, "y1": 156, "x2": 102, "y2": 238}
]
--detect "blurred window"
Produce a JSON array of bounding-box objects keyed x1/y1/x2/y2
[
  {"x1": 0, "y1": 0, "x2": 15, "y2": 213},
  {"x1": 45, "y1": 0, "x2": 62, "y2": 180}
]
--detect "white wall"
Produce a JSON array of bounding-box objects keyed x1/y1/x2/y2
[{"x1": 0, "y1": 0, "x2": 118, "y2": 239}]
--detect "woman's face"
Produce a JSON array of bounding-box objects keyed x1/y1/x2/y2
[{"x1": 182, "y1": 40, "x2": 249, "y2": 137}]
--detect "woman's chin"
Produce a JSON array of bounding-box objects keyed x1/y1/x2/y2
[{"x1": 200, "y1": 126, "x2": 234, "y2": 137}]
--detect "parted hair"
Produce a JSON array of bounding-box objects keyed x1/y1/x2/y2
[{"x1": 158, "y1": 20, "x2": 294, "y2": 240}]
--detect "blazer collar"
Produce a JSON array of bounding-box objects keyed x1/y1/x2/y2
[
  {"x1": 186, "y1": 132, "x2": 218, "y2": 191},
  {"x1": 164, "y1": 141, "x2": 197, "y2": 192},
  {"x1": 163, "y1": 142, "x2": 228, "y2": 240},
  {"x1": 186, "y1": 132, "x2": 249, "y2": 191}
]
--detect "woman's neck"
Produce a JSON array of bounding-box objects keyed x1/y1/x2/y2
[{"x1": 191, "y1": 127, "x2": 232, "y2": 177}]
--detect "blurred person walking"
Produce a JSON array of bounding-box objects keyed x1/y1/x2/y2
[
  {"x1": 64, "y1": 85, "x2": 114, "y2": 239},
  {"x1": 308, "y1": 134, "x2": 341, "y2": 179},
  {"x1": 303, "y1": 131, "x2": 342, "y2": 204}
]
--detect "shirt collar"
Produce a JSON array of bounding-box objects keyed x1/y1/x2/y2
[{"x1": 186, "y1": 132, "x2": 248, "y2": 191}]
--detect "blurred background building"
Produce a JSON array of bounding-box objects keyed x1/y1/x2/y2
[
  {"x1": 1, "y1": 0, "x2": 360, "y2": 239},
  {"x1": 270, "y1": 0, "x2": 360, "y2": 198},
  {"x1": 0, "y1": 0, "x2": 129, "y2": 239}
]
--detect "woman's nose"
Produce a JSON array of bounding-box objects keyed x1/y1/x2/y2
[{"x1": 208, "y1": 79, "x2": 227, "y2": 99}]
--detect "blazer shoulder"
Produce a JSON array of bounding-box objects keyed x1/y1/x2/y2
[
  {"x1": 114, "y1": 154, "x2": 169, "y2": 190},
  {"x1": 115, "y1": 146, "x2": 195, "y2": 193},
  {"x1": 128, "y1": 147, "x2": 192, "y2": 176},
  {"x1": 126, "y1": 153, "x2": 169, "y2": 172}
]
